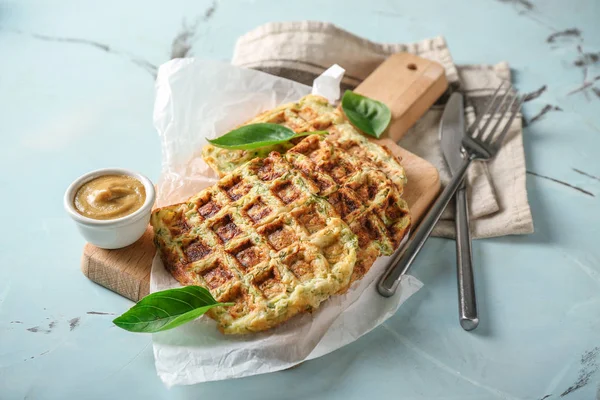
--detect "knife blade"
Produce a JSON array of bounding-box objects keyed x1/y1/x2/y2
[
  {"x1": 439, "y1": 92, "x2": 479, "y2": 331},
  {"x1": 440, "y1": 93, "x2": 466, "y2": 173}
]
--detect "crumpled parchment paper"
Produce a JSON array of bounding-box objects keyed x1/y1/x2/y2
[{"x1": 150, "y1": 58, "x2": 422, "y2": 386}]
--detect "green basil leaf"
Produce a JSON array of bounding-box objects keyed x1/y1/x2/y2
[
  {"x1": 341, "y1": 90, "x2": 391, "y2": 138},
  {"x1": 113, "y1": 286, "x2": 232, "y2": 333},
  {"x1": 207, "y1": 123, "x2": 327, "y2": 150}
]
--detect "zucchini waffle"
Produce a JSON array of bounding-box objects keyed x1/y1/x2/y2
[
  {"x1": 151, "y1": 153, "x2": 358, "y2": 334},
  {"x1": 202, "y1": 95, "x2": 407, "y2": 194},
  {"x1": 202, "y1": 94, "x2": 410, "y2": 283}
]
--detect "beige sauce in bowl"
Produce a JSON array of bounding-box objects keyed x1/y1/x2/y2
[{"x1": 74, "y1": 175, "x2": 146, "y2": 220}]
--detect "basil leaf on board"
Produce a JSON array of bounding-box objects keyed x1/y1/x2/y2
[
  {"x1": 207, "y1": 123, "x2": 327, "y2": 150},
  {"x1": 341, "y1": 90, "x2": 392, "y2": 138},
  {"x1": 113, "y1": 286, "x2": 232, "y2": 333}
]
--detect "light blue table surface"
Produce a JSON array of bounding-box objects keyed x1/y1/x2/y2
[{"x1": 2, "y1": 0, "x2": 600, "y2": 399}]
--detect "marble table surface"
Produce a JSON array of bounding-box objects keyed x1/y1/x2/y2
[{"x1": 1, "y1": 0, "x2": 600, "y2": 399}]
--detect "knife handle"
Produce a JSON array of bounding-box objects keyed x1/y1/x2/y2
[{"x1": 455, "y1": 185, "x2": 478, "y2": 331}]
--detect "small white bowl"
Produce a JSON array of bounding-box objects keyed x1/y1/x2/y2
[{"x1": 64, "y1": 168, "x2": 156, "y2": 249}]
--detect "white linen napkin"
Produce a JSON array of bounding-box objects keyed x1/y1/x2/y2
[{"x1": 232, "y1": 21, "x2": 534, "y2": 238}]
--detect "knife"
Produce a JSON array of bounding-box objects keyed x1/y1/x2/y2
[{"x1": 439, "y1": 92, "x2": 479, "y2": 331}]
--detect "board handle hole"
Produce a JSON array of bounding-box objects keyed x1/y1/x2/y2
[{"x1": 407, "y1": 63, "x2": 417, "y2": 71}]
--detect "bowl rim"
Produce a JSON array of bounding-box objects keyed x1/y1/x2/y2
[{"x1": 64, "y1": 168, "x2": 155, "y2": 227}]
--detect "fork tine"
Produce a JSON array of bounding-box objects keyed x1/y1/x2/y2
[
  {"x1": 491, "y1": 96, "x2": 523, "y2": 149},
  {"x1": 467, "y1": 81, "x2": 505, "y2": 137},
  {"x1": 484, "y1": 93, "x2": 517, "y2": 145},
  {"x1": 473, "y1": 86, "x2": 512, "y2": 140}
]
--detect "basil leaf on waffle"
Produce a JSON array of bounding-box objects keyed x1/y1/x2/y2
[
  {"x1": 207, "y1": 123, "x2": 326, "y2": 150},
  {"x1": 113, "y1": 286, "x2": 232, "y2": 333},
  {"x1": 341, "y1": 90, "x2": 391, "y2": 138}
]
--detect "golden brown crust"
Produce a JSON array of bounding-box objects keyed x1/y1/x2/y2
[{"x1": 284, "y1": 135, "x2": 410, "y2": 282}]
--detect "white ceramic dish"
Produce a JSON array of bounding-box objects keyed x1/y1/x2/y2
[{"x1": 64, "y1": 168, "x2": 155, "y2": 249}]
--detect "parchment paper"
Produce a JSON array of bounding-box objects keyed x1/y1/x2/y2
[{"x1": 150, "y1": 58, "x2": 422, "y2": 386}]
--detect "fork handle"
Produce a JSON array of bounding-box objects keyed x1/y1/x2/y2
[
  {"x1": 378, "y1": 156, "x2": 473, "y2": 297},
  {"x1": 455, "y1": 185, "x2": 479, "y2": 331}
]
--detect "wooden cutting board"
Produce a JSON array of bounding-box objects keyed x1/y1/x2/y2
[{"x1": 81, "y1": 52, "x2": 447, "y2": 302}]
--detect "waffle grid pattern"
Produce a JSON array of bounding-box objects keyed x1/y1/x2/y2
[
  {"x1": 152, "y1": 153, "x2": 358, "y2": 334},
  {"x1": 285, "y1": 135, "x2": 410, "y2": 281}
]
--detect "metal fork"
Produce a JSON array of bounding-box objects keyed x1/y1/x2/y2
[{"x1": 378, "y1": 82, "x2": 523, "y2": 297}]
